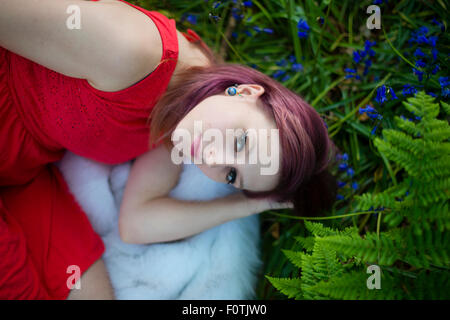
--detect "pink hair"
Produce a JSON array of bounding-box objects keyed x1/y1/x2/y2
[{"x1": 149, "y1": 62, "x2": 338, "y2": 217}]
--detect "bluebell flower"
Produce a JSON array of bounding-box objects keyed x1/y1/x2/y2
[
  {"x1": 371, "y1": 123, "x2": 381, "y2": 135},
  {"x1": 186, "y1": 14, "x2": 198, "y2": 25},
  {"x1": 351, "y1": 181, "x2": 359, "y2": 190},
  {"x1": 252, "y1": 26, "x2": 262, "y2": 33},
  {"x1": 432, "y1": 17, "x2": 445, "y2": 32},
  {"x1": 413, "y1": 68, "x2": 424, "y2": 82},
  {"x1": 292, "y1": 63, "x2": 303, "y2": 72},
  {"x1": 439, "y1": 76, "x2": 450, "y2": 97},
  {"x1": 414, "y1": 48, "x2": 426, "y2": 57},
  {"x1": 297, "y1": 19, "x2": 310, "y2": 39},
  {"x1": 390, "y1": 87, "x2": 398, "y2": 100},
  {"x1": 402, "y1": 84, "x2": 417, "y2": 96},
  {"x1": 439, "y1": 76, "x2": 449, "y2": 88},
  {"x1": 432, "y1": 48, "x2": 438, "y2": 61},
  {"x1": 347, "y1": 167, "x2": 355, "y2": 177},
  {"x1": 243, "y1": 29, "x2": 252, "y2": 37},
  {"x1": 426, "y1": 91, "x2": 437, "y2": 97},
  {"x1": 337, "y1": 180, "x2": 346, "y2": 188},
  {"x1": 431, "y1": 64, "x2": 440, "y2": 75},
  {"x1": 272, "y1": 70, "x2": 286, "y2": 79},
  {"x1": 243, "y1": 0, "x2": 253, "y2": 7},
  {"x1": 353, "y1": 51, "x2": 362, "y2": 64},
  {"x1": 297, "y1": 19, "x2": 310, "y2": 31},
  {"x1": 231, "y1": 7, "x2": 244, "y2": 20},
  {"x1": 345, "y1": 68, "x2": 356, "y2": 74},
  {"x1": 363, "y1": 59, "x2": 372, "y2": 76},
  {"x1": 212, "y1": 1, "x2": 221, "y2": 9},
  {"x1": 336, "y1": 194, "x2": 345, "y2": 200},
  {"x1": 288, "y1": 55, "x2": 297, "y2": 63},
  {"x1": 427, "y1": 35, "x2": 437, "y2": 47},
  {"x1": 415, "y1": 59, "x2": 426, "y2": 68},
  {"x1": 276, "y1": 59, "x2": 287, "y2": 67},
  {"x1": 359, "y1": 105, "x2": 377, "y2": 115},
  {"x1": 263, "y1": 28, "x2": 274, "y2": 34},
  {"x1": 338, "y1": 162, "x2": 348, "y2": 171},
  {"x1": 231, "y1": 32, "x2": 238, "y2": 39},
  {"x1": 281, "y1": 74, "x2": 291, "y2": 82},
  {"x1": 342, "y1": 153, "x2": 349, "y2": 161},
  {"x1": 375, "y1": 85, "x2": 388, "y2": 104},
  {"x1": 297, "y1": 31, "x2": 308, "y2": 38}
]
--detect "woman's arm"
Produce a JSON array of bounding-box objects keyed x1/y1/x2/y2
[
  {"x1": 118, "y1": 144, "x2": 287, "y2": 245},
  {"x1": 0, "y1": 0, "x2": 162, "y2": 92}
]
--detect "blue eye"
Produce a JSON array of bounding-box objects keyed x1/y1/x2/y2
[
  {"x1": 226, "y1": 167, "x2": 237, "y2": 184},
  {"x1": 235, "y1": 131, "x2": 248, "y2": 153}
]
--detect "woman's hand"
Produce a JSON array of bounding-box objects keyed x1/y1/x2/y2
[{"x1": 227, "y1": 192, "x2": 294, "y2": 216}]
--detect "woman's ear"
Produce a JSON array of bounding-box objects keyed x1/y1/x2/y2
[{"x1": 238, "y1": 84, "x2": 265, "y2": 99}]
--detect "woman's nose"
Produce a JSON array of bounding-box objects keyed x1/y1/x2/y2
[{"x1": 204, "y1": 146, "x2": 217, "y2": 165}]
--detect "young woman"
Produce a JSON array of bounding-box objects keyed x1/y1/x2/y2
[{"x1": 0, "y1": 0, "x2": 338, "y2": 300}]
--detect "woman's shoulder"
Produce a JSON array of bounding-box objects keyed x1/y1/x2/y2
[{"x1": 86, "y1": 0, "x2": 164, "y2": 92}]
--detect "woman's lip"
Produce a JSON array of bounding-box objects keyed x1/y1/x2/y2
[{"x1": 191, "y1": 135, "x2": 201, "y2": 158}]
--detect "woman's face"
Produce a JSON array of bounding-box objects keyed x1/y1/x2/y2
[{"x1": 171, "y1": 84, "x2": 281, "y2": 192}]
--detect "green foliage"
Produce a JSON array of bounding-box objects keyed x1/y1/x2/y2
[
  {"x1": 266, "y1": 92, "x2": 450, "y2": 299},
  {"x1": 135, "y1": 0, "x2": 449, "y2": 299}
]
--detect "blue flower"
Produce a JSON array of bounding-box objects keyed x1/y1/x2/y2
[
  {"x1": 402, "y1": 84, "x2": 417, "y2": 96},
  {"x1": 337, "y1": 180, "x2": 347, "y2": 188},
  {"x1": 336, "y1": 194, "x2": 345, "y2": 200},
  {"x1": 263, "y1": 28, "x2": 274, "y2": 34},
  {"x1": 412, "y1": 68, "x2": 424, "y2": 82},
  {"x1": 359, "y1": 105, "x2": 377, "y2": 115},
  {"x1": 297, "y1": 19, "x2": 310, "y2": 39},
  {"x1": 427, "y1": 36, "x2": 437, "y2": 47},
  {"x1": 439, "y1": 76, "x2": 449, "y2": 88},
  {"x1": 371, "y1": 123, "x2": 381, "y2": 135},
  {"x1": 272, "y1": 70, "x2": 286, "y2": 79},
  {"x1": 186, "y1": 14, "x2": 198, "y2": 25},
  {"x1": 432, "y1": 17, "x2": 445, "y2": 32},
  {"x1": 353, "y1": 51, "x2": 362, "y2": 64},
  {"x1": 431, "y1": 64, "x2": 440, "y2": 74},
  {"x1": 243, "y1": 29, "x2": 252, "y2": 37},
  {"x1": 375, "y1": 85, "x2": 388, "y2": 104},
  {"x1": 297, "y1": 19, "x2": 310, "y2": 31},
  {"x1": 212, "y1": 1, "x2": 221, "y2": 9},
  {"x1": 415, "y1": 59, "x2": 426, "y2": 68},
  {"x1": 231, "y1": 7, "x2": 244, "y2": 20},
  {"x1": 432, "y1": 48, "x2": 438, "y2": 61},
  {"x1": 231, "y1": 32, "x2": 238, "y2": 39},
  {"x1": 414, "y1": 48, "x2": 426, "y2": 57},
  {"x1": 351, "y1": 181, "x2": 359, "y2": 190},
  {"x1": 346, "y1": 167, "x2": 355, "y2": 177},
  {"x1": 276, "y1": 59, "x2": 287, "y2": 67},
  {"x1": 389, "y1": 87, "x2": 398, "y2": 100},
  {"x1": 338, "y1": 162, "x2": 348, "y2": 171},
  {"x1": 243, "y1": 0, "x2": 253, "y2": 7},
  {"x1": 427, "y1": 91, "x2": 437, "y2": 97},
  {"x1": 439, "y1": 76, "x2": 450, "y2": 97},
  {"x1": 288, "y1": 55, "x2": 297, "y2": 63},
  {"x1": 342, "y1": 153, "x2": 349, "y2": 161},
  {"x1": 281, "y1": 74, "x2": 291, "y2": 82},
  {"x1": 297, "y1": 31, "x2": 308, "y2": 38},
  {"x1": 292, "y1": 63, "x2": 303, "y2": 72}
]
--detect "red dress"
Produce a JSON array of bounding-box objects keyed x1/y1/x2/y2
[{"x1": 0, "y1": 0, "x2": 198, "y2": 299}]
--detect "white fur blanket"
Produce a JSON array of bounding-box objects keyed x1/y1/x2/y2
[{"x1": 54, "y1": 151, "x2": 262, "y2": 299}]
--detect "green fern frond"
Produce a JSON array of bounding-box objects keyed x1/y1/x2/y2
[{"x1": 265, "y1": 276, "x2": 303, "y2": 300}]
